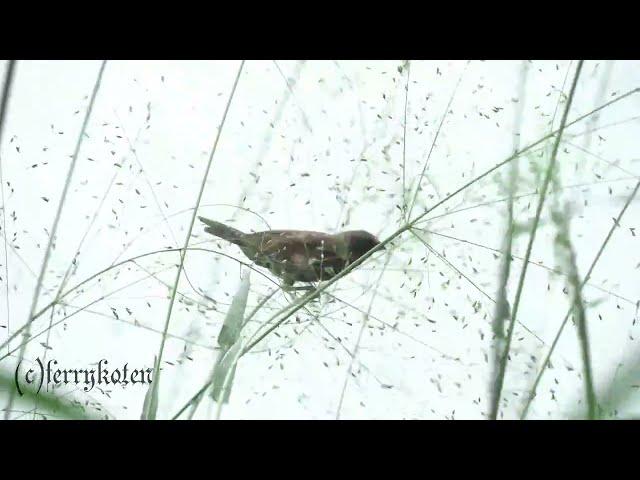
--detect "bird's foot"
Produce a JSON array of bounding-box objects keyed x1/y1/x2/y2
[{"x1": 282, "y1": 284, "x2": 316, "y2": 292}]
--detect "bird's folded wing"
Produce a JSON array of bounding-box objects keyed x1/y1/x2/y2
[{"x1": 252, "y1": 232, "x2": 346, "y2": 267}]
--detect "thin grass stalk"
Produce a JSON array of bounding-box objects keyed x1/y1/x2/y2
[
  {"x1": 130, "y1": 259, "x2": 278, "y2": 324},
  {"x1": 0, "y1": 246, "x2": 277, "y2": 363},
  {"x1": 410, "y1": 229, "x2": 495, "y2": 302},
  {"x1": 520, "y1": 175, "x2": 640, "y2": 419},
  {"x1": 411, "y1": 227, "x2": 559, "y2": 355},
  {"x1": 221, "y1": 61, "x2": 305, "y2": 232},
  {"x1": 112, "y1": 203, "x2": 270, "y2": 267},
  {"x1": 392, "y1": 228, "x2": 552, "y2": 355},
  {"x1": 413, "y1": 172, "x2": 639, "y2": 230},
  {"x1": 0, "y1": 369, "x2": 100, "y2": 420},
  {"x1": 0, "y1": 60, "x2": 16, "y2": 357},
  {"x1": 273, "y1": 60, "x2": 312, "y2": 134},
  {"x1": 489, "y1": 60, "x2": 584, "y2": 420},
  {"x1": 490, "y1": 60, "x2": 528, "y2": 414},
  {"x1": 582, "y1": 61, "x2": 614, "y2": 154},
  {"x1": 335, "y1": 252, "x2": 391, "y2": 419},
  {"x1": 175, "y1": 290, "x2": 277, "y2": 420},
  {"x1": 547, "y1": 76, "x2": 597, "y2": 420},
  {"x1": 175, "y1": 278, "x2": 397, "y2": 420},
  {"x1": 16, "y1": 84, "x2": 635, "y2": 344},
  {"x1": 114, "y1": 113, "x2": 182, "y2": 252},
  {"x1": 214, "y1": 341, "x2": 242, "y2": 420},
  {"x1": 1, "y1": 81, "x2": 626, "y2": 349},
  {"x1": 322, "y1": 288, "x2": 463, "y2": 362},
  {"x1": 242, "y1": 79, "x2": 639, "y2": 359},
  {"x1": 1, "y1": 76, "x2": 632, "y2": 419},
  {"x1": 113, "y1": 114, "x2": 207, "y2": 317},
  {"x1": 401, "y1": 60, "x2": 410, "y2": 220},
  {"x1": 566, "y1": 141, "x2": 639, "y2": 178},
  {"x1": 567, "y1": 114, "x2": 640, "y2": 140},
  {"x1": 406, "y1": 61, "x2": 469, "y2": 220},
  {"x1": 418, "y1": 227, "x2": 634, "y2": 309},
  {"x1": 30, "y1": 122, "x2": 145, "y2": 419},
  {"x1": 592, "y1": 343, "x2": 640, "y2": 418},
  {"x1": 565, "y1": 232, "x2": 597, "y2": 418},
  {"x1": 0, "y1": 265, "x2": 176, "y2": 364},
  {"x1": 5, "y1": 83, "x2": 634, "y2": 383},
  {"x1": 54, "y1": 117, "x2": 143, "y2": 304},
  {"x1": 574, "y1": 62, "x2": 613, "y2": 418},
  {"x1": 144, "y1": 60, "x2": 245, "y2": 420},
  {"x1": 548, "y1": 61, "x2": 573, "y2": 130},
  {"x1": 188, "y1": 271, "x2": 252, "y2": 419},
  {"x1": 174, "y1": 380, "x2": 210, "y2": 420},
  {"x1": 39, "y1": 246, "x2": 276, "y2": 326},
  {"x1": 186, "y1": 349, "x2": 225, "y2": 420},
  {"x1": 63, "y1": 299, "x2": 220, "y2": 353},
  {"x1": 3, "y1": 60, "x2": 107, "y2": 420}
]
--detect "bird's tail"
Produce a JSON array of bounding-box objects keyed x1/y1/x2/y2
[{"x1": 198, "y1": 217, "x2": 246, "y2": 245}]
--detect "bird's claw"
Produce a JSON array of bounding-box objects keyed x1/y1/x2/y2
[{"x1": 282, "y1": 284, "x2": 316, "y2": 292}]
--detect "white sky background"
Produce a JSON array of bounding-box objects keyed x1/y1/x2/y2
[{"x1": 0, "y1": 60, "x2": 638, "y2": 419}]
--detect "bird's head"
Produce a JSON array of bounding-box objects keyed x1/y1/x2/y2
[{"x1": 339, "y1": 230, "x2": 385, "y2": 260}]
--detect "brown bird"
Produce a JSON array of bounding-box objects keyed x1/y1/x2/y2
[{"x1": 198, "y1": 216, "x2": 383, "y2": 286}]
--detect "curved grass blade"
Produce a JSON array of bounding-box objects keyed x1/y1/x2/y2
[
  {"x1": 212, "y1": 271, "x2": 251, "y2": 404},
  {"x1": 218, "y1": 271, "x2": 251, "y2": 349},
  {"x1": 521, "y1": 175, "x2": 640, "y2": 419},
  {"x1": 4, "y1": 60, "x2": 108, "y2": 420},
  {"x1": 489, "y1": 60, "x2": 584, "y2": 420},
  {"x1": 141, "y1": 355, "x2": 158, "y2": 420},
  {"x1": 0, "y1": 369, "x2": 100, "y2": 420},
  {"x1": 149, "y1": 61, "x2": 245, "y2": 419}
]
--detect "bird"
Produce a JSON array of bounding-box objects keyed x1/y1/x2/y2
[{"x1": 198, "y1": 216, "x2": 384, "y2": 286}]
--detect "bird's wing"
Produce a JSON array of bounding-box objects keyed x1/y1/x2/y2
[
  {"x1": 248, "y1": 231, "x2": 348, "y2": 279},
  {"x1": 249, "y1": 231, "x2": 331, "y2": 255}
]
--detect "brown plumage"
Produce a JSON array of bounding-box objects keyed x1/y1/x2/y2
[{"x1": 198, "y1": 216, "x2": 383, "y2": 285}]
